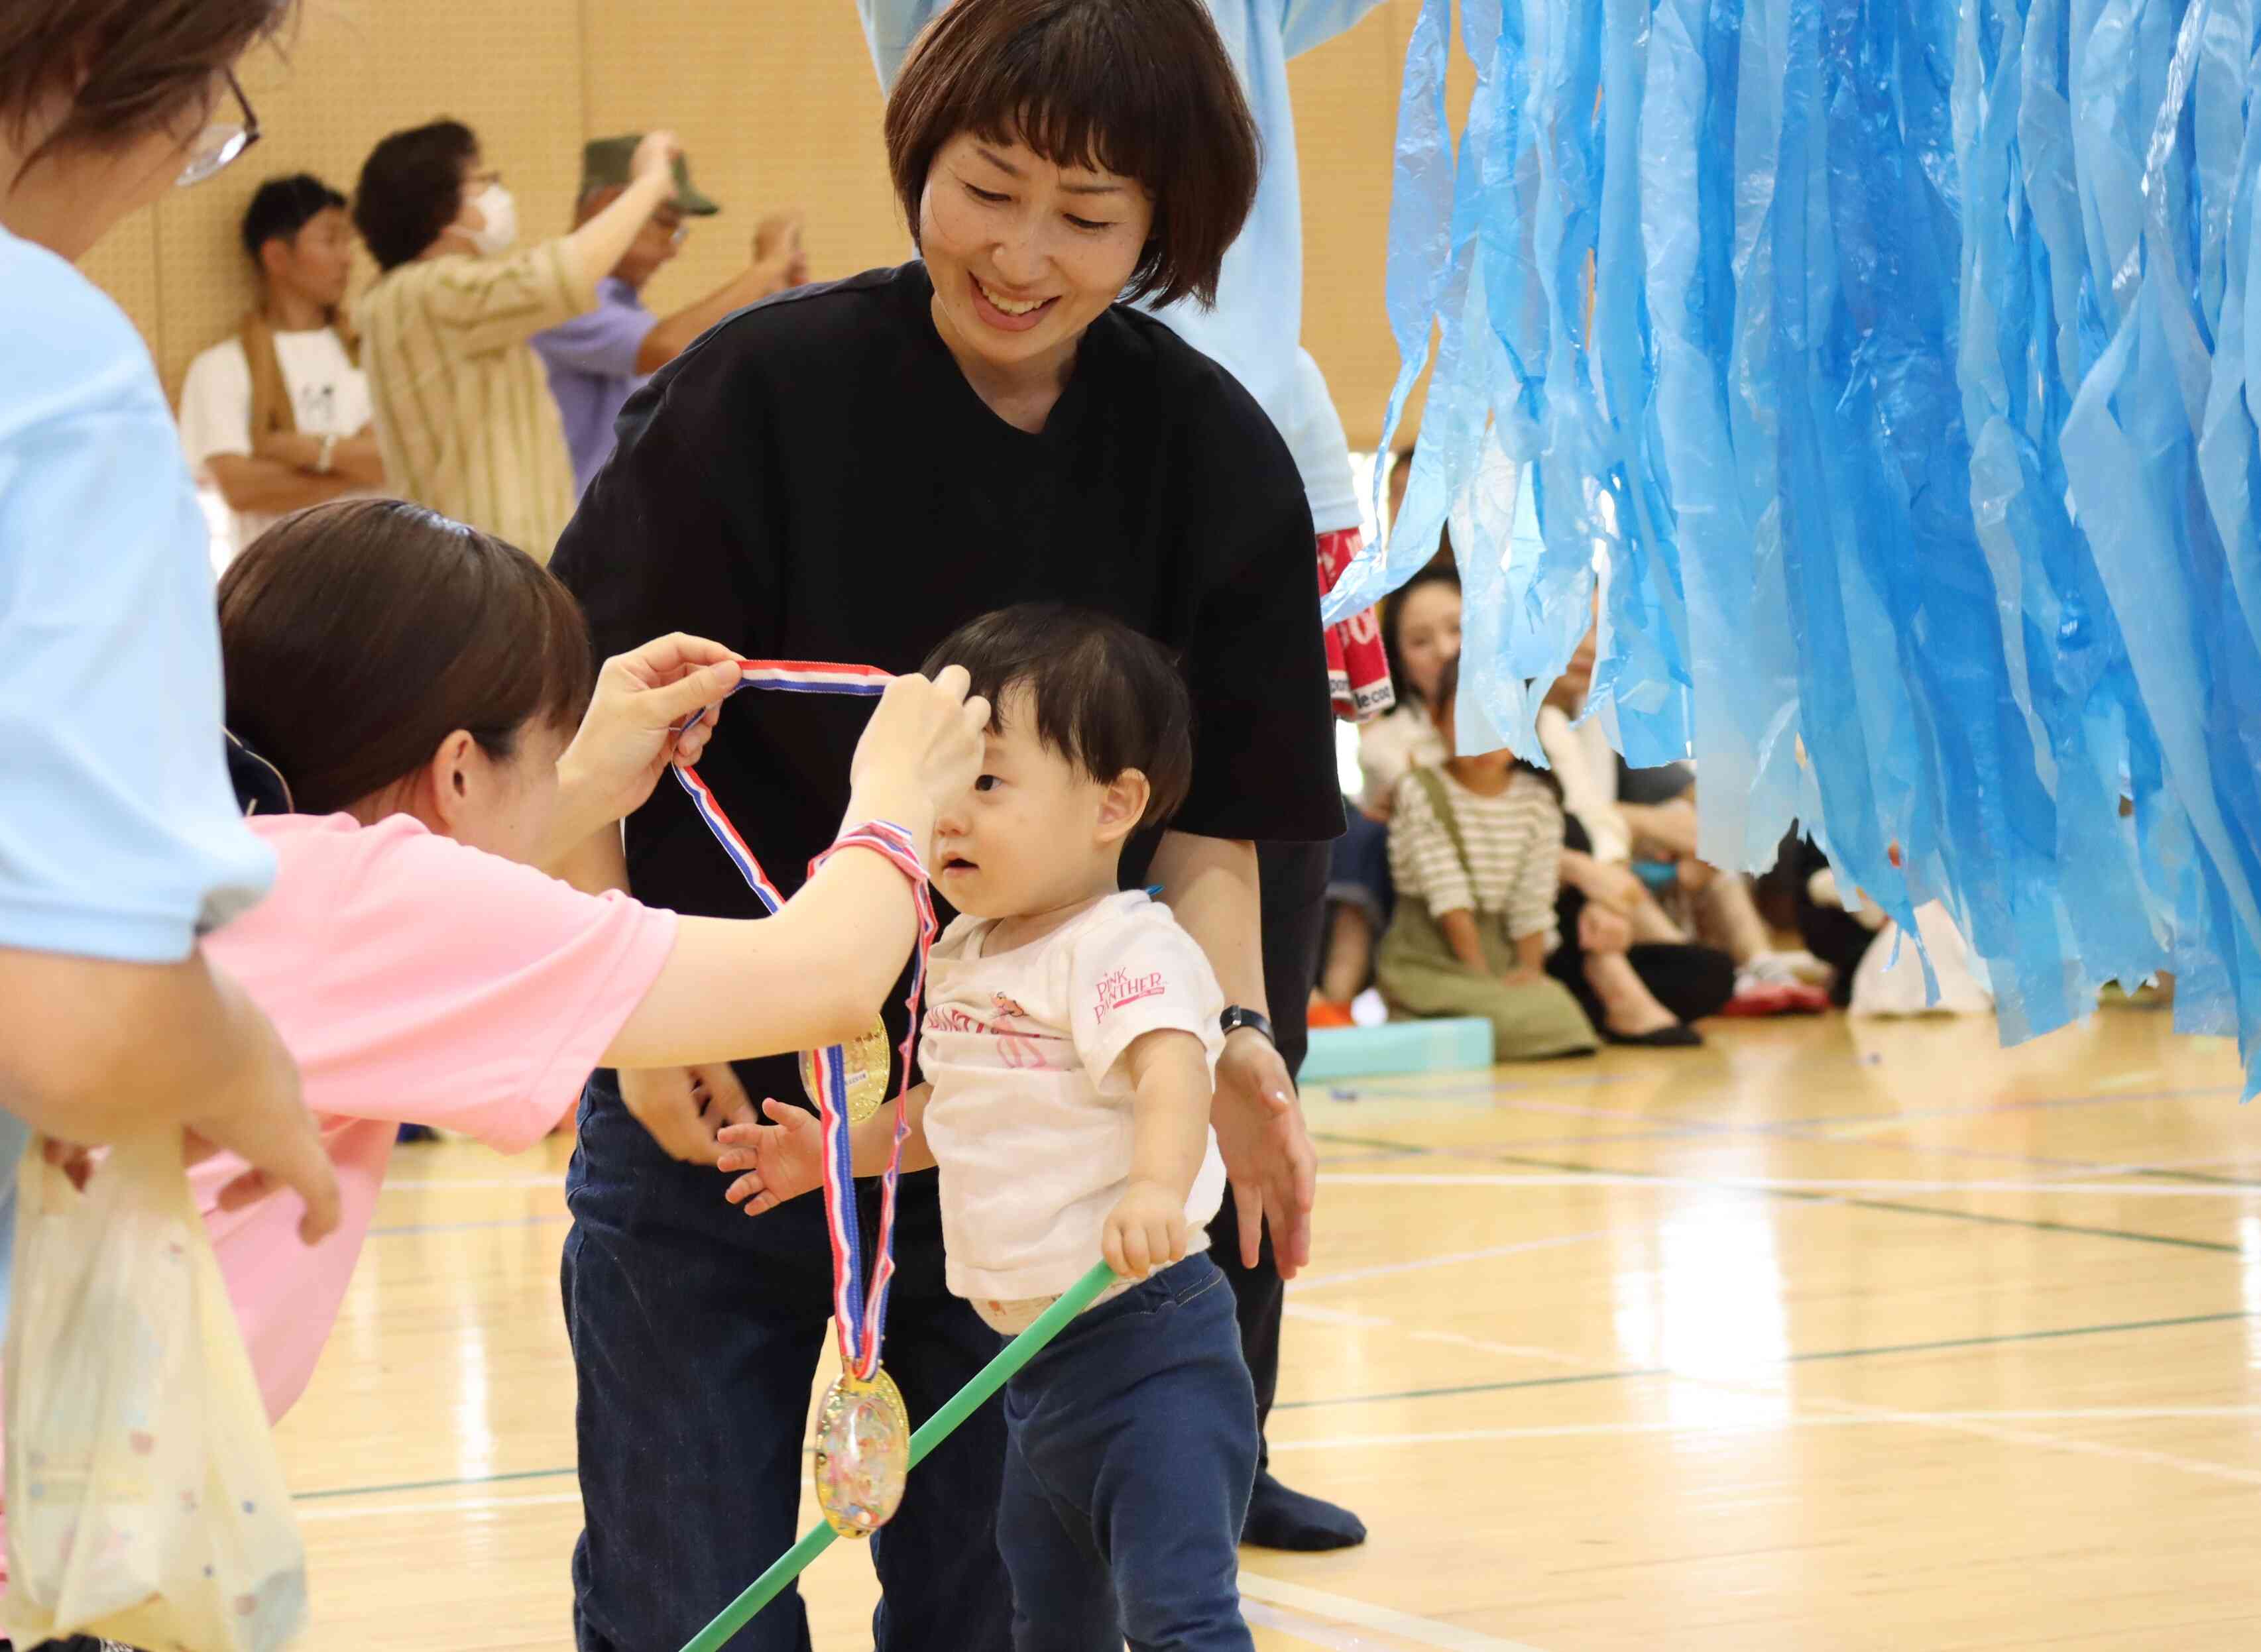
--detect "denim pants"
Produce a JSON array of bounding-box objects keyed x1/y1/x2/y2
[
  {"x1": 998, "y1": 1253, "x2": 1258, "y2": 1652},
  {"x1": 562, "y1": 1070, "x2": 1014, "y2": 1652}
]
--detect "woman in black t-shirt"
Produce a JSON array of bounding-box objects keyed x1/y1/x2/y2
[{"x1": 549, "y1": 4, "x2": 1342, "y2": 1647}]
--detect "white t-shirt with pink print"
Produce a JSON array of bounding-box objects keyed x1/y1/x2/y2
[{"x1": 918, "y1": 890, "x2": 1227, "y2": 1314}]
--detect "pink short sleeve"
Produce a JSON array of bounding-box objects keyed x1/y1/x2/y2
[{"x1": 208, "y1": 814, "x2": 678, "y2": 1150}]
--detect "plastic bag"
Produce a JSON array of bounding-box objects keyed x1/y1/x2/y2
[{"x1": 4, "y1": 1134, "x2": 307, "y2": 1652}]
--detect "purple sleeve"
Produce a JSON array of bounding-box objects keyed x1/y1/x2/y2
[{"x1": 532, "y1": 293, "x2": 659, "y2": 380}]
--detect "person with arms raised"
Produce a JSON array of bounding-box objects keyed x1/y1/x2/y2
[
  {"x1": 353, "y1": 120, "x2": 683, "y2": 559},
  {"x1": 534, "y1": 136, "x2": 808, "y2": 498}
]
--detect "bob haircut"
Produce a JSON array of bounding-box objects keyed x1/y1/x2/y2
[
  {"x1": 219, "y1": 498, "x2": 596, "y2": 816},
  {"x1": 882, "y1": 0, "x2": 1260, "y2": 310},
  {"x1": 0, "y1": 0, "x2": 292, "y2": 182}
]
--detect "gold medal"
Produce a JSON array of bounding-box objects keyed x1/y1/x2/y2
[
  {"x1": 800, "y1": 1017, "x2": 892, "y2": 1125},
  {"x1": 811, "y1": 1364, "x2": 911, "y2": 1538}
]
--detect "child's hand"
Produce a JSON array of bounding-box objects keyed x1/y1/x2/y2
[
  {"x1": 716, "y1": 1099, "x2": 823, "y2": 1216},
  {"x1": 1501, "y1": 964, "x2": 1544, "y2": 989},
  {"x1": 1102, "y1": 1180, "x2": 1187, "y2": 1280}
]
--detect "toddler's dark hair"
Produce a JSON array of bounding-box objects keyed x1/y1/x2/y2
[
  {"x1": 921, "y1": 604, "x2": 1194, "y2": 830},
  {"x1": 1430, "y1": 655, "x2": 1558, "y2": 793}
]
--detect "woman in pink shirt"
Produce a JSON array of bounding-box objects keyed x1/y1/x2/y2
[{"x1": 184, "y1": 496, "x2": 987, "y2": 1421}]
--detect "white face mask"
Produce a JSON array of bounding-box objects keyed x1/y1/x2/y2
[{"x1": 461, "y1": 182, "x2": 518, "y2": 256}]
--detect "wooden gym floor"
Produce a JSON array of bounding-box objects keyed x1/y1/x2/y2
[{"x1": 277, "y1": 1003, "x2": 2261, "y2": 1649}]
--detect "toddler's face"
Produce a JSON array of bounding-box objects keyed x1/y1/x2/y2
[{"x1": 933, "y1": 687, "x2": 1123, "y2": 920}]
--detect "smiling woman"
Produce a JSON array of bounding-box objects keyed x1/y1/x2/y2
[
  {"x1": 876, "y1": 0, "x2": 1257, "y2": 432},
  {"x1": 544, "y1": 1, "x2": 1343, "y2": 1647}
]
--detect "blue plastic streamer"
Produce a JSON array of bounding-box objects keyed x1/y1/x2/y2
[{"x1": 1356, "y1": 0, "x2": 2261, "y2": 1089}]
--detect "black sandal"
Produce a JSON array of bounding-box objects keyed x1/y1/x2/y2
[{"x1": 1602, "y1": 1022, "x2": 1703, "y2": 1048}]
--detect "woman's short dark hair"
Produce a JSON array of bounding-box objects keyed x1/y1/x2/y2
[
  {"x1": 219, "y1": 499, "x2": 596, "y2": 815},
  {"x1": 241, "y1": 172, "x2": 345, "y2": 260},
  {"x1": 883, "y1": 0, "x2": 1260, "y2": 309},
  {"x1": 0, "y1": 0, "x2": 292, "y2": 182},
  {"x1": 1383, "y1": 565, "x2": 1462, "y2": 709},
  {"x1": 353, "y1": 119, "x2": 477, "y2": 271},
  {"x1": 921, "y1": 603, "x2": 1194, "y2": 830}
]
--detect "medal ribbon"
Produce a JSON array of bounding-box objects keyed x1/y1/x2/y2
[{"x1": 671, "y1": 659, "x2": 927, "y2": 1379}]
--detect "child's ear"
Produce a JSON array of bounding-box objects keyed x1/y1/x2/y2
[{"x1": 1094, "y1": 769, "x2": 1152, "y2": 847}]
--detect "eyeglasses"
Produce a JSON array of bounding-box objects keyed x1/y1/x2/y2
[{"x1": 176, "y1": 70, "x2": 260, "y2": 189}]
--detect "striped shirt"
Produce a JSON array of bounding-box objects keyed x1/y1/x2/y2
[
  {"x1": 1388, "y1": 767, "x2": 1563, "y2": 946},
  {"x1": 358, "y1": 239, "x2": 597, "y2": 561}
]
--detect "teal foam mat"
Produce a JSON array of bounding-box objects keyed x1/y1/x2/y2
[{"x1": 1299, "y1": 1017, "x2": 1493, "y2": 1082}]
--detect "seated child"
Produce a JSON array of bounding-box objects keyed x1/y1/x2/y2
[
  {"x1": 1377, "y1": 657, "x2": 1714, "y2": 1054},
  {"x1": 718, "y1": 603, "x2": 1259, "y2": 1652}
]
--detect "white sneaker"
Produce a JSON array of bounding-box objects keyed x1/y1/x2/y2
[{"x1": 1745, "y1": 949, "x2": 1831, "y2": 987}]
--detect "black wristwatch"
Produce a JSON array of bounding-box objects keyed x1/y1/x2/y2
[{"x1": 1220, "y1": 1006, "x2": 1275, "y2": 1046}]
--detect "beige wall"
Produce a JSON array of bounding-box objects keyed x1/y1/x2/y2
[{"x1": 90, "y1": 0, "x2": 1436, "y2": 450}]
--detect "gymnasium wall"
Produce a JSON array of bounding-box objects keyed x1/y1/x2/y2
[{"x1": 82, "y1": 0, "x2": 1440, "y2": 451}]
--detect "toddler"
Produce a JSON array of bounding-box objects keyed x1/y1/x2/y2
[{"x1": 719, "y1": 602, "x2": 1258, "y2": 1651}]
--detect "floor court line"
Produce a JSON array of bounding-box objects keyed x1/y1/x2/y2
[
  {"x1": 1265, "y1": 1407, "x2": 2261, "y2": 1453},
  {"x1": 298, "y1": 1464, "x2": 577, "y2": 1502},
  {"x1": 1314, "y1": 1113, "x2": 2261, "y2": 1187},
  {"x1": 1312, "y1": 1150, "x2": 2244, "y2": 1254},
  {"x1": 1291, "y1": 1231, "x2": 1619, "y2": 1292},
  {"x1": 298, "y1": 1488, "x2": 585, "y2": 1521},
  {"x1": 1276, "y1": 1303, "x2": 2261, "y2": 1490},
  {"x1": 1272, "y1": 1308, "x2": 2260, "y2": 1413},
  {"x1": 288, "y1": 1400, "x2": 2261, "y2": 1512},
  {"x1": 1243, "y1": 1599, "x2": 1397, "y2": 1649},
  {"x1": 1320, "y1": 1171, "x2": 2261, "y2": 1199},
  {"x1": 1239, "y1": 1574, "x2": 1550, "y2": 1652}
]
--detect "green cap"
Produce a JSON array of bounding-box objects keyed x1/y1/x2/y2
[{"x1": 579, "y1": 135, "x2": 721, "y2": 216}]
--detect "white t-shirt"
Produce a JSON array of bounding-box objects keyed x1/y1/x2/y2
[
  {"x1": 176, "y1": 327, "x2": 373, "y2": 555},
  {"x1": 918, "y1": 891, "x2": 1228, "y2": 1310}
]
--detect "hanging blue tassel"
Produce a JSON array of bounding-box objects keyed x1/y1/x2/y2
[{"x1": 1356, "y1": 0, "x2": 2261, "y2": 1090}]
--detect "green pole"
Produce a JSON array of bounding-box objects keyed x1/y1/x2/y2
[{"x1": 677, "y1": 1260, "x2": 1119, "y2": 1652}]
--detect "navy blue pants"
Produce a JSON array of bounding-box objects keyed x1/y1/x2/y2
[
  {"x1": 998, "y1": 1254, "x2": 1257, "y2": 1652},
  {"x1": 563, "y1": 1072, "x2": 1013, "y2": 1652}
]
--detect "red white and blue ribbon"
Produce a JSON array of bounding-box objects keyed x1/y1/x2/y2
[
  {"x1": 805, "y1": 822, "x2": 933, "y2": 1379},
  {"x1": 670, "y1": 659, "x2": 927, "y2": 1380},
  {"x1": 667, "y1": 661, "x2": 894, "y2": 914}
]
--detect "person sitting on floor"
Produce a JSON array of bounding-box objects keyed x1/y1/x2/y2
[
  {"x1": 1310, "y1": 563, "x2": 1462, "y2": 1026},
  {"x1": 1377, "y1": 658, "x2": 1727, "y2": 1056},
  {"x1": 1538, "y1": 620, "x2": 1830, "y2": 1013}
]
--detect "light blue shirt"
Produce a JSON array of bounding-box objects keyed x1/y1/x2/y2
[
  {"x1": 0, "y1": 224, "x2": 274, "y2": 962},
  {"x1": 859, "y1": 0, "x2": 1383, "y2": 531},
  {"x1": 1, "y1": 224, "x2": 278, "y2": 1303}
]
